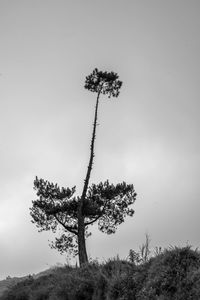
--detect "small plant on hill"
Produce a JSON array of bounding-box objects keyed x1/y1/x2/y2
[{"x1": 128, "y1": 233, "x2": 151, "y2": 265}]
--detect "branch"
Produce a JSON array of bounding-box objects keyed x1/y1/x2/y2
[
  {"x1": 83, "y1": 194, "x2": 111, "y2": 226},
  {"x1": 54, "y1": 214, "x2": 78, "y2": 235},
  {"x1": 84, "y1": 214, "x2": 102, "y2": 226}
]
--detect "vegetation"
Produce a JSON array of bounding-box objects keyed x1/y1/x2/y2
[
  {"x1": 2, "y1": 245, "x2": 200, "y2": 300},
  {"x1": 30, "y1": 69, "x2": 137, "y2": 266}
]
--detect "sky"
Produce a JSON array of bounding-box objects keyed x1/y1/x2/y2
[{"x1": 0, "y1": 0, "x2": 200, "y2": 279}]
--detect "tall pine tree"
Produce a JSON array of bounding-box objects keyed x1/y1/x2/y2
[{"x1": 30, "y1": 68, "x2": 137, "y2": 266}]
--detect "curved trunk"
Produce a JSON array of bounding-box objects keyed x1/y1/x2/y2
[{"x1": 78, "y1": 90, "x2": 101, "y2": 266}]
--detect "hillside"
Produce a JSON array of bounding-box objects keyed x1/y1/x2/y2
[
  {"x1": 1, "y1": 246, "x2": 200, "y2": 300},
  {"x1": 0, "y1": 277, "x2": 27, "y2": 298},
  {"x1": 0, "y1": 269, "x2": 54, "y2": 298}
]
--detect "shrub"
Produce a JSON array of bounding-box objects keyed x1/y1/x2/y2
[
  {"x1": 48, "y1": 264, "x2": 97, "y2": 300},
  {"x1": 137, "y1": 246, "x2": 200, "y2": 299},
  {"x1": 101, "y1": 258, "x2": 136, "y2": 300},
  {"x1": 102, "y1": 257, "x2": 133, "y2": 278}
]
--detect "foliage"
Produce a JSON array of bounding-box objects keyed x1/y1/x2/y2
[
  {"x1": 137, "y1": 246, "x2": 200, "y2": 299},
  {"x1": 2, "y1": 246, "x2": 200, "y2": 300},
  {"x1": 30, "y1": 178, "x2": 136, "y2": 256},
  {"x1": 84, "y1": 68, "x2": 122, "y2": 97}
]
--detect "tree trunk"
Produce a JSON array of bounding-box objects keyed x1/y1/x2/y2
[
  {"x1": 77, "y1": 90, "x2": 101, "y2": 266},
  {"x1": 81, "y1": 90, "x2": 101, "y2": 201},
  {"x1": 77, "y1": 214, "x2": 88, "y2": 266}
]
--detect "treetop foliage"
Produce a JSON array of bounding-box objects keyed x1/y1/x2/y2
[{"x1": 84, "y1": 68, "x2": 122, "y2": 98}]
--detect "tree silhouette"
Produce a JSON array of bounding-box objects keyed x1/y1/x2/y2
[{"x1": 30, "y1": 68, "x2": 137, "y2": 266}]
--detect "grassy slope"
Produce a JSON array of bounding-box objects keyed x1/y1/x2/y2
[
  {"x1": 0, "y1": 277, "x2": 27, "y2": 298},
  {"x1": 1, "y1": 246, "x2": 200, "y2": 300},
  {"x1": 0, "y1": 269, "x2": 54, "y2": 298}
]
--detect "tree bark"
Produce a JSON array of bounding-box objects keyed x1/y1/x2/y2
[
  {"x1": 77, "y1": 214, "x2": 88, "y2": 266},
  {"x1": 78, "y1": 90, "x2": 101, "y2": 266},
  {"x1": 81, "y1": 89, "x2": 101, "y2": 202}
]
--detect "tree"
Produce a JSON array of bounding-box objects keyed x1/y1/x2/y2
[{"x1": 30, "y1": 68, "x2": 137, "y2": 266}]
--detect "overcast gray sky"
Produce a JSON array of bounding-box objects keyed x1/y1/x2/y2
[{"x1": 0, "y1": 0, "x2": 200, "y2": 279}]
